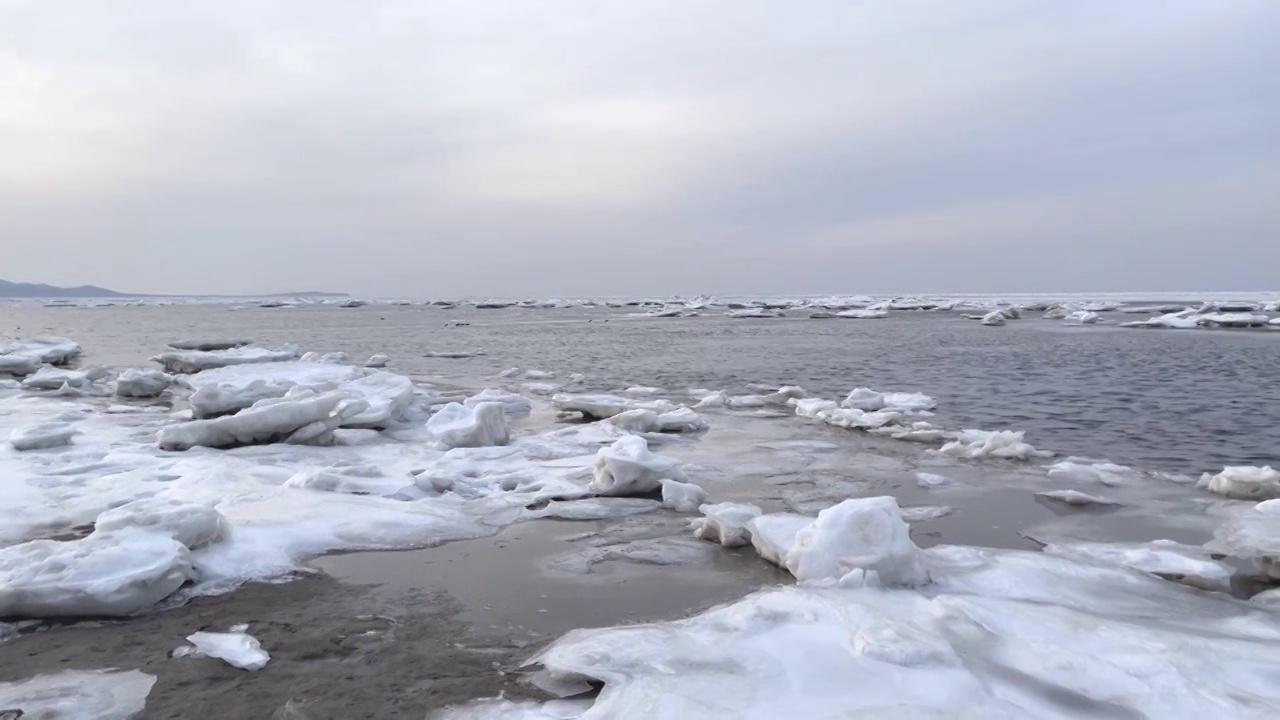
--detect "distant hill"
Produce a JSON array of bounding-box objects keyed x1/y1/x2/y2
[
  {"x1": 0, "y1": 279, "x2": 347, "y2": 298},
  {"x1": 0, "y1": 279, "x2": 126, "y2": 297}
]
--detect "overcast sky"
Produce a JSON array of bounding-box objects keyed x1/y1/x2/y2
[{"x1": 1, "y1": 1, "x2": 1276, "y2": 297}]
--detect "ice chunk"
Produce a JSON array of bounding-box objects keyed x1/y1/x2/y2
[
  {"x1": 93, "y1": 498, "x2": 225, "y2": 550},
  {"x1": 168, "y1": 339, "x2": 251, "y2": 351},
  {"x1": 1121, "y1": 310, "x2": 1199, "y2": 329},
  {"x1": 364, "y1": 353, "x2": 390, "y2": 368},
  {"x1": 464, "y1": 388, "x2": 533, "y2": 415},
  {"x1": 589, "y1": 436, "x2": 684, "y2": 496},
  {"x1": 654, "y1": 407, "x2": 706, "y2": 433},
  {"x1": 692, "y1": 502, "x2": 763, "y2": 547},
  {"x1": 605, "y1": 408, "x2": 660, "y2": 433},
  {"x1": 151, "y1": 345, "x2": 299, "y2": 374},
  {"x1": 915, "y1": 472, "x2": 952, "y2": 488},
  {"x1": 182, "y1": 630, "x2": 270, "y2": 671},
  {"x1": 0, "y1": 354, "x2": 41, "y2": 377},
  {"x1": 0, "y1": 528, "x2": 193, "y2": 617},
  {"x1": 1, "y1": 336, "x2": 81, "y2": 366},
  {"x1": 1046, "y1": 460, "x2": 1133, "y2": 486},
  {"x1": 10, "y1": 422, "x2": 76, "y2": 451},
  {"x1": 1198, "y1": 466, "x2": 1280, "y2": 500},
  {"x1": 747, "y1": 513, "x2": 813, "y2": 566},
  {"x1": 785, "y1": 497, "x2": 929, "y2": 586},
  {"x1": 979, "y1": 310, "x2": 1006, "y2": 326},
  {"x1": 660, "y1": 479, "x2": 708, "y2": 512},
  {"x1": 1208, "y1": 499, "x2": 1280, "y2": 580},
  {"x1": 841, "y1": 388, "x2": 936, "y2": 412},
  {"x1": 835, "y1": 308, "x2": 888, "y2": 319},
  {"x1": 1065, "y1": 310, "x2": 1101, "y2": 324},
  {"x1": 158, "y1": 389, "x2": 369, "y2": 450},
  {"x1": 900, "y1": 505, "x2": 953, "y2": 522},
  {"x1": 427, "y1": 402, "x2": 510, "y2": 449},
  {"x1": 1044, "y1": 540, "x2": 1232, "y2": 591},
  {"x1": 1036, "y1": 489, "x2": 1121, "y2": 506},
  {"x1": 1198, "y1": 312, "x2": 1270, "y2": 327},
  {"x1": 553, "y1": 393, "x2": 633, "y2": 419},
  {"x1": 21, "y1": 366, "x2": 102, "y2": 391},
  {"x1": 0, "y1": 669, "x2": 155, "y2": 720},
  {"x1": 525, "y1": 370, "x2": 555, "y2": 380},
  {"x1": 624, "y1": 386, "x2": 662, "y2": 395},
  {"x1": 940, "y1": 429, "x2": 1046, "y2": 460},
  {"x1": 114, "y1": 368, "x2": 173, "y2": 398},
  {"x1": 726, "y1": 308, "x2": 781, "y2": 318}
]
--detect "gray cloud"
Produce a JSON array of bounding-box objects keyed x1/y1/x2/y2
[{"x1": 0, "y1": 0, "x2": 1275, "y2": 296}]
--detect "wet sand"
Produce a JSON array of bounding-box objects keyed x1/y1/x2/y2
[{"x1": 1, "y1": 515, "x2": 786, "y2": 719}]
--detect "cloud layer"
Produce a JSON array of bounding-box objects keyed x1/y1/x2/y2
[{"x1": 1, "y1": 0, "x2": 1275, "y2": 296}]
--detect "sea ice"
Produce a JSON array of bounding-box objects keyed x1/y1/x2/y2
[
  {"x1": 1120, "y1": 310, "x2": 1199, "y2": 329},
  {"x1": 158, "y1": 389, "x2": 369, "y2": 450},
  {"x1": 1208, "y1": 499, "x2": 1280, "y2": 580},
  {"x1": 152, "y1": 345, "x2": 299, "y2": 374},
  {"x1": 785, "y1": 497, "x2": 929, "y2": 586},
  {"x1": 979, "y1": 310, "x2": 1006, "y2": 326},
  {"x1": 726, "y1": 308, "x2": 781, "y2": 318},
  {"x1": 427, "y1": 402, "x2": 510, "y2": 449},
  {"x1": 1036, "y1": 489, "x2": 1121, "y2": 506},
  {"x1": 464, "y1": 388, "x2": 533, "y2": 415},
  {"x1": 0, "y1": 527, "x2": 193, "y2": 617},
  {"x1": 10, "y1": 422, "x2": 76, "y2": 451},
  {"x1": 1044, "y1": 539, "x2": 1233, "y2": 591},
  {"x1": 93, "y1": 498, "x2": 225, "y2": 550},
  {"x1": 1065, "y1": 310, "x2": 1101, "y2": 324},
  {"x1": 746, "y1": 513, "x2": 813, "y2": 566},
  {"x1": 835, "y1": 308, "x2": 888, "y2": 319},
  {"x1": 181, "y1": 629, "x2": 270, "y2": 671},
  {"x1": 364, "y1": 354, "x2": 390, "y2": 368},
  {"x1": 553, "y1": 394, "x2": 633, "y2": 419},
  {"x1": 1, "y1": 336, "x2": 81, "y2": 366},
  {"x1": 1198, "y1": 312, "x2": 1270, "y2": 327},
  {"x1": 1198, "y1": 466, "x2": 1280, "y2": 500},
  {"x1": 21, "y1": 366, "x2": 104, "y2": 391},
  {"x1": 114, "y1": 368, "x2": 173, "y2": 398},
  {"x1": 589, "y1": 436, "x2": 684, "y2": 496},
  {"x1": 915, "y1": 472, "x2": 952, "y2": 488},
  {"x1": 939, "y1": 429, "x2": 1046, "y2": 460},
  {"x1": 1045, "y1": 460, "x2": 1133, "y2": 486},
  {"x1": 841, "y1": 388, "x2": 936, "y2": 412},
  {"x1": 168, "y1": 339, "x2": 252, "y2": 351},
  {"x1": 0, "y1": 669, "x2": 156, "y2": 720},
  {"x1": 691, "y1": 502, "x2": 763, "y2": 547},
  {"x1": 660, "y1": 479, "x2": 708, "y2": 512}
]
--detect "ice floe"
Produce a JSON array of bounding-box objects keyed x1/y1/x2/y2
[
  {"x1": 589, "y1": 436, "x2": 684, "y2": 496},
  {"x1": 660, "y1": 479, "x2": 708, "y2": 512},
  {"x1": 21, "y1": 366, "x2": 105, "y2": 392},
  {"x1": 1, "y1": 336, "x2": 81, "y2": 370},
  {"x1": 1036, "y1": 489, "x2": 1120, "y2": 506},
  {"x1": 979, "y1": 310, "x2": 1006, "y2": 326},
  {"x1": 427, "y1": 402, "x2": 510, "y2": 449},
  {"x1": 10, "y1": 421, "x2": 77, "y2": 451},
  {"x1": 691, "y1": 502, "x2": 762, "y2": 547},
  {"x1": 0, "y1": 669, "x2": 155, "y2": 720},
  {"x1": 835, "y1": 308, "x2": 887, "y2": 319},
  {"x1": 178, "y1": 628, "x2": 271, "y2": 671},
  {"x1": 841, "y1": 388, "x2": 936, "y2": 412},
  {"x1": 152, "y1": 345, "x2": 299, "y2": 374},
  {"x1": 158, "y1": 389, "x2": 369, "y2": 450},
  {"x1": 0, "y1": 527, "x2": 194, "y2": 617},
  {"x1": 939, "y1": 429, "x2": 1048, "y2": 460},
  {"x1": 1198, "y1": 465, "x2": 1280, "y2": 500},
  {"x1": 463, "y1": 388, "x2": 533, "y2": 415},
  {"x1": 1043, "y1": 539, "x2": 1232, "y2": 591},
  {"x1": 114, "y1": 368, "x2": 173, "y2": 398}
]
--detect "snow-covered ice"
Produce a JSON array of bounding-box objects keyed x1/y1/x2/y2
[
  {"x1": 152, "y1": 345, "x2": 299, "y2": 374},
  {"x1": 427, "y1": 402, "x2": 510, "y2": 449},
  {"x1": 114, "y1": 368, "x2": 173, "y2": 398},
  {"x1": 691, "y1": 502, "x2": 762, "y2": 547},
  {"x1": 785, "y1": 497, "x2": 929, "y2": 586},
  {"x1": 980, "y1": 310, "x2": 1006, "y2": 326},
  {"x1": 659, "y1": 479, "x2": 707, "y2": 512},
  {"x1": 589, "y1": 436, "x2": 684, "y2": 496},
  {"x1": 10, "y1": 422, "x2": 76, "y2": 451},
  {"x1": 0, "y1": 669, "x2": 155, "y2": 720},
  {"x1": 93, "y1": 498, "x2": 225, "y2": 550},
  {"x1": 1198, "y1": 466, "x2": 1280, "y2": 500},
  {"x1": 180, "y1": 629, "x2": 270, "y2": 671},
  {"x1": 0, "y1": 527, "x2": 193, "y2": 617}
]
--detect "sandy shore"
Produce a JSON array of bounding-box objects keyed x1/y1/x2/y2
[{"x1": 1, "y1": 515, "x2": 785, "y2": 718}]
